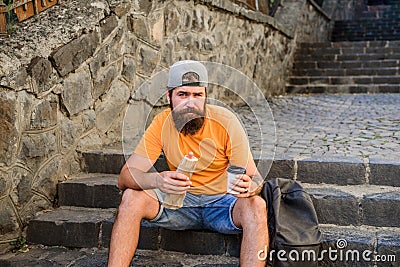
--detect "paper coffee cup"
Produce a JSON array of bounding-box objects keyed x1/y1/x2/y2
[{"x1": 227, "y1": 165, "x2": 246, "y2": 194}]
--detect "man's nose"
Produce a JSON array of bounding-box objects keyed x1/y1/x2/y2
[{"x1": 185, "y1": 96, "x2": 195, "y2": 108}]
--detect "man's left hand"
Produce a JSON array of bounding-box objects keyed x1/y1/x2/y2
[{"x1": 232, "y1": 174, "x2": 263, "y2": 198}]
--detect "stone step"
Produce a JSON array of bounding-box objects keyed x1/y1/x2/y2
[
  {"x1": 334, "y1": 19, "x2": 400, "y2": 27},
  {"x1": 80, "y1": 150, "x2": 400, "y2": 187},
  {"x1": 331, "y1": 35, "x2": 400, "y2": 42},
  {"x1": 293, "y1": 60, "x2": 399, "y2": 70},
  {"x1": 297, "y1": 40, "x2": 400, "y2": 49},
  {"x1": 286, "y1": 84, "x2": 400, "y2": 94},
  {"x1": 58, "y1": 173, "x2": 120, "y2": 209},
  {"x1": 58, "y1": 175, "x2": 400, "y2": 227},
  {"x1": 0, "y1": 247, "x2": 240, "y2": 266},
  {"x1": 292, "y1": 68, "x2": 399, "y2": 77},
  {"x1": 296, "y1": 46, "x2": 400, "y2": 57},
  {"x1": 25, "y1": 206, "x2": 400, "y2": 266},
  {"x1": 295, "y1": 52, "x2": 400, "y2": 61},
  {"x1": 289, "y1": 75, "x2": 400, "y2": 85}
]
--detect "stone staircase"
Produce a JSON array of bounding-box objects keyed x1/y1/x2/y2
[
  {"x1": 23, "y1": 150, "x2": 400, "y2": 266},
  {"x1": 286, "y1": 0, "x2": 400, "y2": 94},
  {"x1": 4, "y1": 1, "x2": 400, "y2": 266}
]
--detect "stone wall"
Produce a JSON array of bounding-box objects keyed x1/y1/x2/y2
[{"x1": 0, "y1": 0, "x2": 336, "y2": 247}]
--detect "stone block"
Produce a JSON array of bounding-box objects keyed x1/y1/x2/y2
[
  {"x1": 160, "y1": 229, "x2": 226, "y2": 255},
  {"x1": 369, "y1": 158, "x2": 400, "y2": 187},
  {"x1": 137, "y1": 45, "x2": 159, "y2": 76},
  {"x1": 51, "y1": 32, "x2": 100, "y2": 77},
  {"x1": 27, "y1": 207, "x2": 115, "y2": 248},
  {"x1": 92, "y1": 61, "x2": 122, "y2": 101},
  {"x1": 265, "y1": 159, "x2": 295, "y2": 180},
  {"x1": 361, "y1": 192, "x2": 400, "y2": 227},
  {"x1": 100, "y1": 15, "x2": 118, "y2": 40},
  {"x1": 81, "y1": 150, "x2": 126, "y2": 174},
  {"x1": 29, "y1": 95, "x2": 58, "y2": 130},
  {"x1": 27, "y1": 57, "x2": 55, "y2": 94},
  {"x1": 62, "y1": 65, "x2": 93, "y2": 116},
  {"x1": 138, "y1": 222, "x2": 161, "y2": 250},
  {"x1": 225, "y1": 234, "x2": 242, "y2": 257},
  {"x1": 0, "y1": 170, "x2": 8, "y2": 199},
  {"x1": 307, "y1": 188, "x2": 360, "y2": 226},
  {"x1": 31, "y1": 156, "x2": 61, "y2": 201},
  {"x1": 58, "y1": 174, "x2": 120, "y2": 208},
  {"x1": 0, "y1": 91, "x2": 18, "y2": 165},
  {"x1": 0, "y1": 199, "x2": 19, "y2": 235},
  {"x1": 128, "y1": 17, "x2": 149, "y2": 41},
  {"x1": 101, "y1": 217, "x2": 114, "y2": 248},
  {"x1": 297, "y1": 157, "x2": 366, "y2": 185},
  {"x1": 9, "y1": 165, "x2": 33, "y2": 207},
  {"x1": 320, "y1": 226, "x2": 375, "y2": 267},
  {"x1": 376, "y1": 231, "x2": 400, "y2": 267},
  {"x1": 122, "y1": 56, "x2": 136, "y2": 83},
  {"x1": 95, "y1": 79, "x2": 130, "y2": 133},
  {"x1": 20, "y1": 131, "x2": 57, "y2": 159}
]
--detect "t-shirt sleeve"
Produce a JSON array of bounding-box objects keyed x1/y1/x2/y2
[{"x1": 134, "y1": 113, "x2": 164, "y2": 160}]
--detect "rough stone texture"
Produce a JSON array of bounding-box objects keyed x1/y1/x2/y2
[
  {"x1": 160, "y1": 229, "x2": 227, "y2": 255},
  {"x1": 0, "y1": 91, "x2": 18, "y2": 166},
  {"x1": 58, "y1": 174, "x2": 120, "y2": 208},
  {"x1": 51, "y1": 31, "x2": 100, "y2": 77},
  {"x1": 307, "y1": 188, "x2": 360, "y2": 225},
  {"x1": 0, "y1": 0, "x2": 336, "y2": 245},
  {"x1": 27, "y1": 207, "x2": 116, "y2": 248},
  {"x1": 369, "y1": 158, "x2": 400, "y2": 187},
  {"x1": 362, "y1": 192, "x2": 400, "y2": 227},
  {"x1": 297, "y1": 157, "x2": 366, "y2": 185},
  {"x1": 62, "y1": 65, "x2": 93, "y2": 116}
]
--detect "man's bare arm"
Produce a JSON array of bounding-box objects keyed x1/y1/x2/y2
[{"x1": 118, "y1": 153, "x2": 191, "y2": 193}]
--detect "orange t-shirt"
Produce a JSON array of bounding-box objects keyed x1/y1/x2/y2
[{"x1": 134, "y1": 104, "x2": 253, "y2": 195}]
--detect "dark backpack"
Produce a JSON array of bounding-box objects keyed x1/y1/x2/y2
[{"x1": 260, "y1": 178, "x2": 322, "y2": 267}]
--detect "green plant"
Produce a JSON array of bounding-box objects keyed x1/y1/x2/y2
[{"x1": 9, "y1": 236, "x2": 30, "y2": 253}]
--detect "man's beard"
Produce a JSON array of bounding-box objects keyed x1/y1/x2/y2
[{"x1": 171, "y1": 104, "x2": 206, "y2": 136}]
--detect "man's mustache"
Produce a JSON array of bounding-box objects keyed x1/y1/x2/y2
[{"x1": 173, "y1": 107, "x2": 205, "y2": 117}]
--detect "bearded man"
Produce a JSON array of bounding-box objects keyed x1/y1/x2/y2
[{"x1": 108, "y1": 60, "x2": 268, "y2": 267}]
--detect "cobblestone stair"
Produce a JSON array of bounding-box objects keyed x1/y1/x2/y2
[
  {"x1": 286, "y1": 1, "x2": 400, "y2": 94},
  {"x1": 22, "y1": 150, "x2": 400, "y2": 266}
]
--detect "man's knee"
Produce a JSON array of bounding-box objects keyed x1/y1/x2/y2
[
  {"x1": 118, "y1": 189, "x2": 159, "y2": 219},
  {"x1": 238, "y1": 196, "x2": 267, "y2": 224},
  {"x1": 119, "y1": 189, "x2": 146, "y2": 213}
]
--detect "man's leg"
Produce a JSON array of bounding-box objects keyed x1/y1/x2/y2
[
  {"x1": 108, "y1": 189, "x2": 160, "y2": 267},
  {"x1": 232, "y1": 196, "x2": 268, "y2": 267}
]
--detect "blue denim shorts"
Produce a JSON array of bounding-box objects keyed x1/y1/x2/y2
[{"x1": 143, "y1": 190, "x2": 242, "y2": 235}]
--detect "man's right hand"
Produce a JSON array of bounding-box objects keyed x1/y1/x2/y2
[{"x1": 157, "y1": 171, "x2": 192, "y2": 194}]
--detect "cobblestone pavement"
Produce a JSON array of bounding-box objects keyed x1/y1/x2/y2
[{"x1": 237, "y1": 93, "x2": 400, "y2": 162}]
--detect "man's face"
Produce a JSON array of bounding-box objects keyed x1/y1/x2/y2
[{"x1": 169, "y1": 86, "x2": 207, "y2": 135}]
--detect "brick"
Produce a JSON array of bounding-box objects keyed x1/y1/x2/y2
[
  {"x1": 297, "y1": 157, "x2": 366, "y2": 185},
  {"x1": 361, "y1": 192, "x2": 400, "y2": 227},
  {"x1": 307, "y1": 188, "x2": 360, "y2": 226}
]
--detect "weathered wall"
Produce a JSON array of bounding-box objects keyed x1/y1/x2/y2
[{"x1": 0, "y1": 0, "x2": 335, "y2": 247}]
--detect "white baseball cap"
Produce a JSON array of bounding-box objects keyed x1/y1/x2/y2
[{"x1": 167, "y1": 60, "x2": 208, "y2": 88}]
